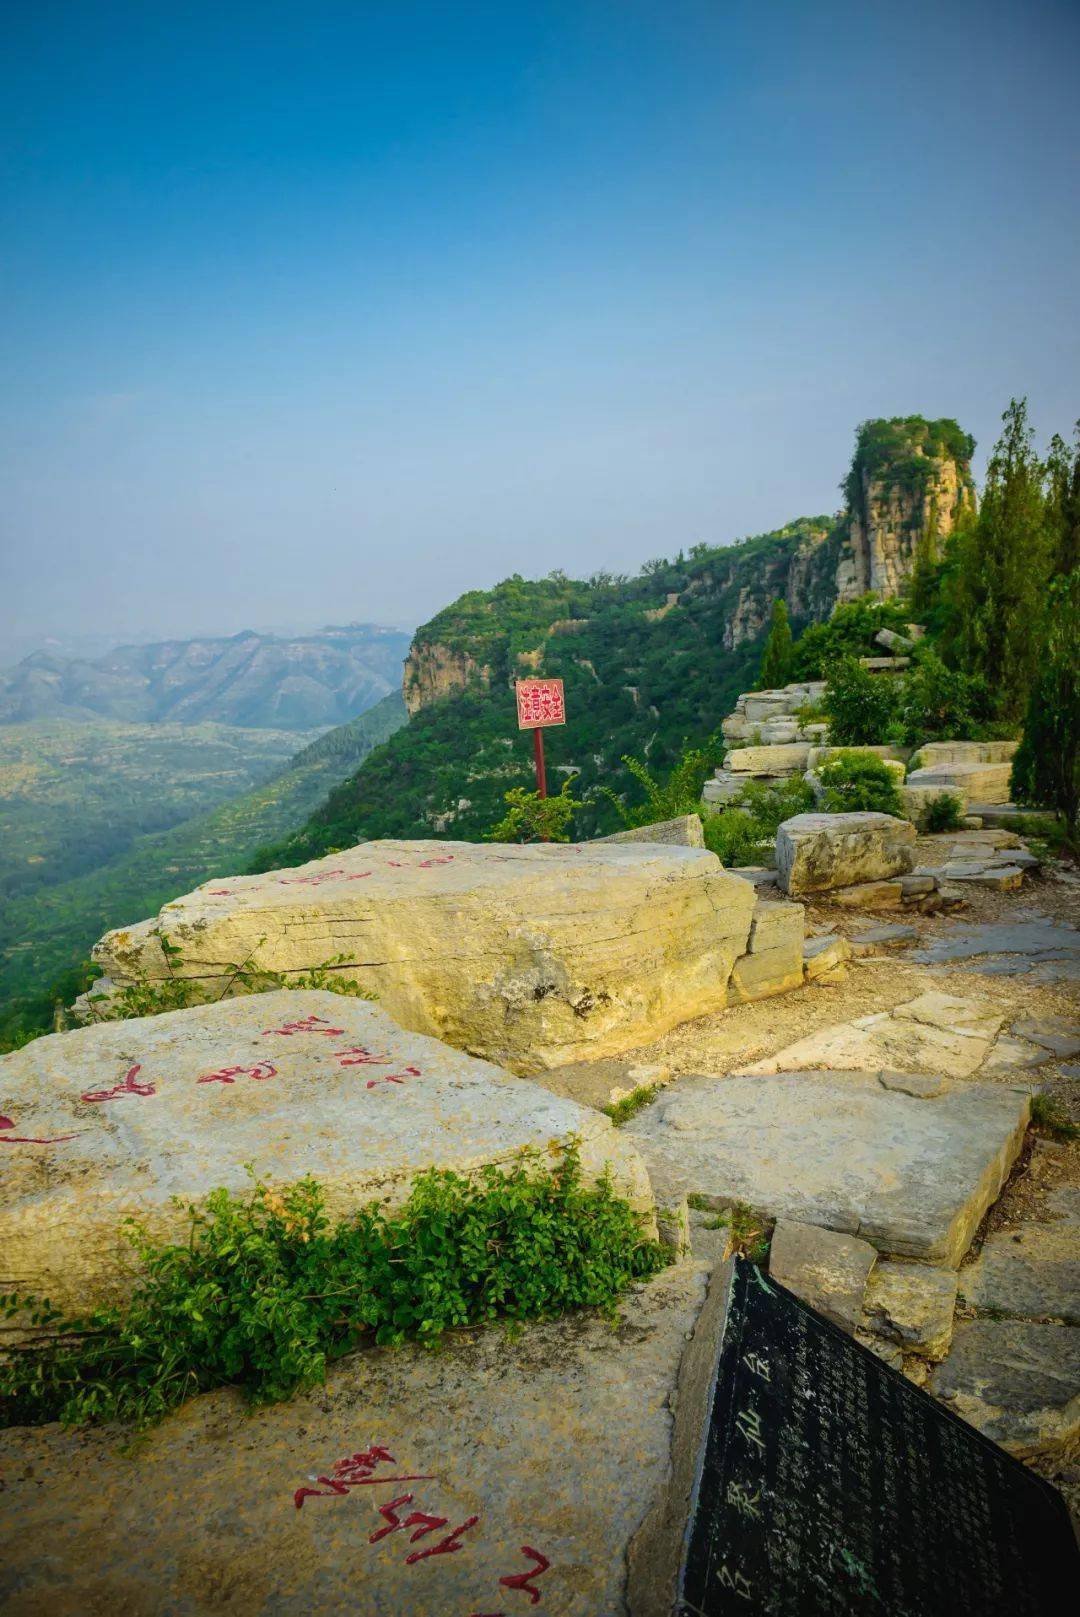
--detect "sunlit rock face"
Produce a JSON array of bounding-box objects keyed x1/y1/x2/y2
[{"x1": 89, "y1": 839, "x2": 757, "y2": 1073}]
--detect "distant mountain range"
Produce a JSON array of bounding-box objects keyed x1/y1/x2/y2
[{"x1": 0, "y1": 624, "x2": 412, "y2": 730}]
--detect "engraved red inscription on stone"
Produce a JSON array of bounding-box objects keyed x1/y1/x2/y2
[
  {"x1": 197, "y1": 1062, "x2": 279, "y2": 1086},
  {"x1": 0, "y1": 1114, "x2": 80, "y2": 1145},
  {"x1": 277, "y1": 869, "x2": 347, "y2": 886},
  {"x1": 332, "y1": 1046, "x2": 392, "y2": 1066},
  {"x1": 499, "y1": 1545, "x2": 551, "y2": 1605},
  {"x1": 515, "y1": 678, "x2": 566, "y2": 730},
  {"x1": 293, "y1": 1446, "x2": 435, "y2": 1510},
  {"x1": 263, "y1": 1015, "x2": 346, "y2": 1037},
  {"x1": 81, "y1": 1063, "x2": 156, "y2": 1105},
  {"x1": 366, "y1": 1066, "x2": 420, "y2": 1090},
  {"x1": 370, "y1": 1493, "x2": 450, "y2": 1546},
  {"x1": 404, "y1": 1514, "x2": 481, "y2": 1564}
]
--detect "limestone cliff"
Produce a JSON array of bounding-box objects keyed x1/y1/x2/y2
[
  {"x1": 403, "y1": 640, "x2": 490, "y2": 715},
  {"x1": 835, "y1": 417, "x2": 975, "y2": 602}
]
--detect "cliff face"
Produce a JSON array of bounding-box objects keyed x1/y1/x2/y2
[
  {"x1": 835, "y1": 418, "x2": 975, "y2": 602},
  {"x1": 402, "y1": 641, "x2": 491, "y2": 715},
  {"x1": 400, "y1": 416, "x2": 976, "y2": 717}
]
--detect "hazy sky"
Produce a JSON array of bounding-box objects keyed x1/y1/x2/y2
[{"x1": 2, "y1": 0, "x2": 1078, "y2": 661}]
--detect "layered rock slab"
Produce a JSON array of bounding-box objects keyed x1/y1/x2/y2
[
  {"x1": 744, "y1": 991, "x2": 1005, "y2": 1079},
  {"x1": 0, "y1": 1261, "x2": 727, "y2": 1617},
  {"x1": 89, "y1": 839, "x2": 757, "y2": 1073},
  {"x1": 0, "y1": 991, "x2": 654, "y2": 1316},
  {"x1": 775, "y1": 811, "x2": 916, "y2": 896},
  {"x1": 624, "y1": 1071, "x2": 1029, "y2": 1264}
]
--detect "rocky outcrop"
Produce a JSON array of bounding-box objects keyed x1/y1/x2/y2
[
  {"x1": 0, "y1": 991, "x2": 654, "y2": 1317},
  {"x1": 88, "y1": 839, "x2": 757, "y2": 1074},
  {"x1": 836, "y1": 418, "x2": 976, "y2": 603},
  {"x1": 402, "y1": 640, "x2": 490, "y2": 714}
]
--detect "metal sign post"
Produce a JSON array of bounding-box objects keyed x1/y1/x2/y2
[{"x1": 515, "y1": 679, "x2": 566, "y2": 805}]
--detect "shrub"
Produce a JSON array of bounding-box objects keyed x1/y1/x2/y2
[
  {"x1": 612, "y1": 748, "x2": 714, "y2": 827},
  {"x1": 923, "y1": 791, "x2": 965, "y2": 833},
  {"x1": 823, "y1": 657, "x2": 901, "y2": 745},
  {"x1": 702, "y1": 776, "x2": 815, "y2": 867},
  {"x1": 790, "y1": 596, "x2": 912, "y2": 680},
  {"x1": 817, "y1": 752, "x2": 904, "y2": 816},
  {"x1": 488, "y1": 777, "x2": 579, "y2": 842},
  {"x1": 0, "y1": 1146, "x2": 665, "y2": 1429},
  {"x1": 899, "y1": 650, "x2": 986, "y2": 745}
]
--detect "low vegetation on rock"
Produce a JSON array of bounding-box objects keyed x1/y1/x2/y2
[{"x1": 0, "y1": 1146, "x2": 665, "y2": 1429}]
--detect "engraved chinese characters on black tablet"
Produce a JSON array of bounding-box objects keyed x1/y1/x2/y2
[{"x1": 679, "y1": 1258, "x2": 1078, "y2": 1616}]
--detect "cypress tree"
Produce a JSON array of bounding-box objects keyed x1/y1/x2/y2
[
  {"x1": 757, "y1": 598, "x2": 794, "y2": 690},
  {"x1": 956, "y1": 398, "x2": 1053, "y2": 725}
]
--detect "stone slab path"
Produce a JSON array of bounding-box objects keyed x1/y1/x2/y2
[
  {"x1": 624, "y1": 1069, "x2": 1029, "y2": 1264},
  {"x1": 0, "y1": 992, "x2": 652, "y2": 1317},
  {"x1": 911, "y1": 918, "x2": 1080, "y2": 985}
]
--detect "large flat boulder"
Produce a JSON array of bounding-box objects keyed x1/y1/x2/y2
[
  {"x1": 0, "y1": 1261, "x2": 728, "y2": 1616},
  {"x1": 89, "y1": 839, "x2": 756, "y2": 1073},
  {"x1": 0, "y1": 991, "x2": 654, "y2": 1316},
  {"x1": 724, "y1": 742, "x2": 809, "y2": 776},
  {"x1": 907, "y1": 761, "x2": 1013, "y2": 805},
  {"x1": 916, "y1": 740, "x2": 1020, "y2": 767},
  {"x1": 775, "y1": 812, "x2": 916, "y2": 895},
  {"x1": 624, "y1": 1070, "x2": 1029, "y2": 1264}
]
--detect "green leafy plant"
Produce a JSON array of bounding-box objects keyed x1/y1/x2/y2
[
  {"x1": 791, "y1": 595, "x2": 914, "y2": 680},
  {"x1": 604, "y1": 747, "x2": 715, "y2": 828},
  {"x1": 702, "y1": 776, "x2": 815, "y2": 867},
  {"x1": 0, "y1": 1146, "x2": 665, "y2": 1429},
  {"x1": 822, "y1": 656, "x2": 901, "y2": 745},
  {"x1": 922, "y1": 792, "x2": 965, "y2": 833},
  {"x1": 487, "y1": 776, "x2": 579, "y2": 843},
  {"x1": 898, "y1": 650, "x2": 988, "y2": 745},
  {"x1": 817, "y1": 751, "x2": 904, "y2": 816}
]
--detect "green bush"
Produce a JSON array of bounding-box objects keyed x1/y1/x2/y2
[
  {"x1": 488, "y1": 777, "x2": 579, "y2": 842},
  {"x1": 923, "y1": 792, "x2": 965, "y2": 833},
  {"x1": 817, "y1": 752, "x2": 904, "y2": 817},
  {"x1": 899, "y1": 651, "x2": 987, "y2": 746},
  {"x1": 791, "y1": 596, "x2": 912, "y2": 680},
  {"x1": 0, "y1": 1146, "x2": 665, "y2": 1429},
  {"x1": 703, "y1": 776, "x2": 815, "y2": 866},
  {"x1": 822, "y1": 657, "x2": 902, "y2": 745},
  {"x1": 757, "y1": 599, "x2": 794, "y2": 689},
  {"x1": 610, "y1": 748, "x2": 715, "y2": 827}
]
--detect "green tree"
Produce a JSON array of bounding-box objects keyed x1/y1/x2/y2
[
  {"x1": 757, "y1": 598, "x2": 794, "y2": 689},
  {"x1": 1010, "y1": 570, "x2": 1080, "y2": 836},
  {"x1": 956, "y1": 398, "x2": 1053, "y2": 724},
  {"x1": 487, "y1": 778, "x2": 579, "y2": 843},
  {"x1": 1046, "y1": 424, "x2": 1080, "y2": 577},
  {"x1": 822, "y1": 657, "x2": 901, "y2": 745}
]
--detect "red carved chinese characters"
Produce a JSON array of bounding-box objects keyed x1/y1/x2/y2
[
  {"x1": 263, "y1": 1014, "x2": 346, "y2": 1038},
  {"x1": 404, "y1": 1515, "x2": 480, "y2": 1564},
  {"x1": 332, "y1": 1046, "x2": 392, "y2": 1066},
  {"x1": 369, "y1": 1493, "x2": 449, "y2": 1546},
  {"x1": 81, "y1": 1063, "x2": 156, "y2": 1105},
  {"x1": 499, "y1": 1545, "x2": 551, "y2": 1605},
  {"x1": 0, "y1": 1114, "x2": 79, "y2": 1145},
  {"x1": 197, "y1": 1062, "x2": 278, "y2": 1086},
  {"x1": 293, "y1": 1447, "x2": 434, "y2": 1510},
  {"x1": 276, "y1": 868, "x2": 348, "y2": 886},
  {"x1": 366, "y1": 1066, "x2": 420, "y2": 1090}
]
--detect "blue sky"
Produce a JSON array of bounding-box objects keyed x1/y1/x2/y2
[{"x1": 2, "y1": 0, "x2": 1078, "y2": 657}]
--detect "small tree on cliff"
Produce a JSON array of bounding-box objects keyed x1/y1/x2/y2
[
  {"x1": 1046, "y1": 424, "x2": 1080, "y2": 577},
  {"x1": 757, "y1": 599, "x2": 794, "y2": 690},
  {"x1": 1010, "y1": 569, "x2": 1080, "y2": 838},
  {"x1": 955, "y1": 398, "x2": 1053, "y2": 725}
]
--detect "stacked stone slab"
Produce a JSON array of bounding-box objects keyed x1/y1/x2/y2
[
  {"x1": 719, "y1": 680, "x2": 828, "y2": 746},
  {"x1": 0, "y1": 991, "x2": 655, "y2": 1317},
  {"x1": 86, "y1": 840, "x2": 757, "y2": 1075},
  {"x1": 906, "y1": 740, "x2": 1020, "y2": 808}
]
